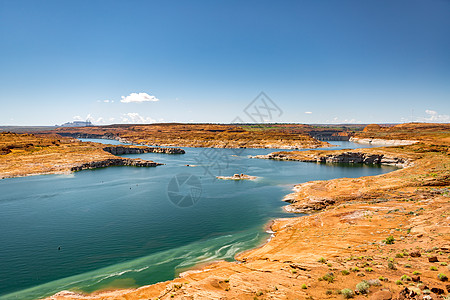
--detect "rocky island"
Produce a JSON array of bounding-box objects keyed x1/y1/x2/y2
[{"x1": 216, "y1": 173, "x2": 257, "y2": 180}]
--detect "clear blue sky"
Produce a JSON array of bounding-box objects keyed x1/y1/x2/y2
[{"x1": 1, "y1": 0, "x2": 449, "y2": 125}]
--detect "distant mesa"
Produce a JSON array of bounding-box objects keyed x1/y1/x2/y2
[
  {"x1": 59, "y1": 120, "x2": 93, "y2": 127},
  {"x1": 362, "y1": 124, "x2": 382, "y2": 132}
]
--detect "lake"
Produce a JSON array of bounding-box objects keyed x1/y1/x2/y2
[{"x1": 0, "y1": 140, "x2": 395, "y2": 299}]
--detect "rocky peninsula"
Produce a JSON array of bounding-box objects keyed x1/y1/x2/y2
[
  {"x1": 0, "y1": 133, "x2": 183, "y2": 179},
  {"x1": 251, "y1": 149, "x2": 413, "y2": 168}
]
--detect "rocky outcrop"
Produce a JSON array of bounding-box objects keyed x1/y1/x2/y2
[
  {"x1": 70, "y1": 158, "x2": 163, "y2": 172},
  {"x1": 216, "y1": 173, "x2": 257, "y2": 180},
  {"x1": 349, "y1": 137, "x2": 419, "y2": 146},
  {"x1": 103, "y1": 146, "x2": 185, "y2": 155},
  {"x1": 252, "y1": 151, "x2": 412, "y2": 168}
]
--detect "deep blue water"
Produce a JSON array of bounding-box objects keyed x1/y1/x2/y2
[{"x1": 0, "y1": 140, "x2": 395, "y2": 299}]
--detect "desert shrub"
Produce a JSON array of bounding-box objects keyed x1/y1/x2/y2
[
  {"x1": 341, "y1": 270, "x2": 350, "y2": 275},
  {"x1": 351, "y1": 267, "x2": 359, "y2": 272},
  {"x1": 326, "y1": 290, "x2": 332, "y2": 295},
  {"x1": 412, "y1": 271, "x2": 421, "y2": 275},
  {"x1": 301, "y1": 284, "x2": 307, "y2": 289},
  {"x1": 401, "y1": 275, "x2": 411, "y2": 282},
  {"x1": 341, "y1": 288, "x2": 354, "y2": 299},
  {"x1": 366, "y1": 267, "x2": 373, "y2": 272},
  {"x1": 384, "y1": 235, "x2": 395, "y2": 244},
  {"x1": 404, "y1": 263, "x2": 411, "y2": 268},
  {"x1": 440, "y1": 262, "x2": 448, "y2": 266},
  {"x1": 367, "y1": 279, "x2": 381, "y2": 286},
  {"x1": 356, "y1": 281, "x2": 370, "y2": 294},
  {"x1": 396, "y1": 280, "x2": 403, "y2": 285},
  {"x1": 322, "y1": 273, "x2": 335, "y2": 283},
  {"x1": 396, "y1": 253, "x2": 404, "y2": 258},
  {"x1": 388, "y1": 262, "x2": 397, "y2": 270},
  {"x1": 430, "y1": 266, "x2": 438, "y2": 271},
  {"x1": 438, "y1": 273, "x2": 448, "y2": 281},
  {"x1": 318, "y1": 257, "x2": 326, "y2": 263}
]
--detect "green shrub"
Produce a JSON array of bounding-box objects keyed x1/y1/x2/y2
[
  {"x1": 322, "y1": 273, "x2": 335, "y2": 283},
  {"x1": 440, "y1": 262, "x2": 448, "y2": 266},
  {"x1": 301, "y1": 284, "x2": 307, "y2": 289},
  {"x1": 438, "y1": 273, "x2": 448, "y2": 281},
  {"x1": 388, "y1": 262, "x2": 397, "y2": 270},
  {"x1": 365, "y1": 267, "x2": 373, "y2": 272},
  {"x1": 396, "y1": 280, "x2": 403, "y2": 285},
  {"x1": 430, "y1": 266, "x2": 438, "y2": 271},
  {"x1": 396, "y1": 253, "x2": 404, "y2": 258},
  {"x1": 355, "y1": 281, "x2": 370, "y2": 294},
  {"x1": 351, "y1": 267, "x2": 359, "y2": 272},
  {"x1": 318, "y1": 257, "x2": 327, "y2": 263},
  {"x1": 412, "y1": 271, "x2": 420, "y2": 275},
  {"x1": 341, "y1": 270, "x2": 350, "y2": 275},
  {"x1": 326, "y1": 290, "x2": 333, "y2": 295},
  {"x1": 341, "y1": 288, "x2": 354, "y2": 299},
  {"x1": 400, "y1": 275, "x2": 411, "y2": 282},
  {"x1": 404, "y1": 264, "x2": 411, "y2": 268},
  {"x1": 384, "y1": 235, "x2": 395, "y2": 244}
]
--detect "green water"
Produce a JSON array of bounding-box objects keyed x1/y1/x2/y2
[{"x1": 0, "y1": 141, "x2": 395, "y2": 299}]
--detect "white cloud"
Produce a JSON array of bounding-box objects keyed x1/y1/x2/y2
[
  {"x1": 121, "y1": 112, "x2": 155, "y2": 124},
  {"x1": 103, "y1": 99, "x2": 114, "y2": 103},
  {"x1": 120, "y1": 92, "x2": 159, "y2": 103},
  {"x1": 304, "y1": 111, "x2": 312, "y2": 114},
  {"x1": 327, "y1": 116, "x2": 361, "y2": 124},
  {"x1": 73, "y1": 114, "x2": 105, "y2": 124},
  {"x1": 417, "y1": 109, "x2": 450, "y2": 122}
]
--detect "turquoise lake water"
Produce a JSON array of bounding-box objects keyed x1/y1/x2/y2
[{"x1": 0, "y1": 140, "x2": 394, "y2": 299}]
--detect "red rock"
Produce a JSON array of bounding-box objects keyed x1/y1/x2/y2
[
  {"x1": 369, "y1": 290, "x2": 392, "y2": 300},
  {"x1": 431, "y1": 287, "x2": 444, "y2": 294},
  {"x1": 396, "y1": 287, "x2": 418, "y2": 299},
  {"x1": 428, "y1": 256, "x2": 439, "y2": 262},
  {"x1": 409, "y1": 251, "x2": 421, "y2": 257}
]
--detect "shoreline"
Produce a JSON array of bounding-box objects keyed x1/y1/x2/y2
[
  {"x1": 41, "y1": 140, "x2": 450, "y2": 299},
  {"x1": 0, "y1": 140, "x2": 180, "y2": 180}
]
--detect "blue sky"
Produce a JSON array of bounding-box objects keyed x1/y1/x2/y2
[{"x1": 1, "y1": 0, "x2": 449, "y2": 125}]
